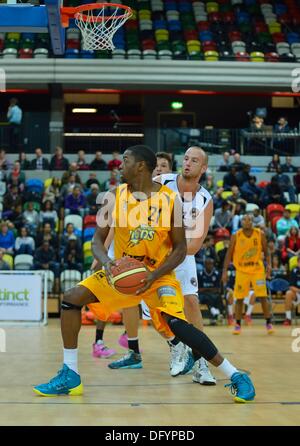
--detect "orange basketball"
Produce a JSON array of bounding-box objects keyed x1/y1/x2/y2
[{"x1": 110, "y1": 257, "x2": 148, "y2": 295}]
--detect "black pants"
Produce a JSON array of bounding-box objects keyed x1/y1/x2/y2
[{"x1": 8, "y1": 123, "x2": 21, "y2": 151}]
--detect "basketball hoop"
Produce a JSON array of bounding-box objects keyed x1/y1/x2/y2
[{"x1": 61, "y1": 3, "x2": 132, "y2": 51}]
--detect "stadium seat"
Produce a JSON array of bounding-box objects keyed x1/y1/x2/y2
[
  {"x1": 83, "y1": 241, "x2": 92, "y2": 255},
  {"x1": 64, "y1": 214, "x2": 83, "y2": 231},
  {"x1": 14, "y1": 254, "x2": 34, "y2": 270},
  {"x1": 3, "y1": 254, "x2": 13, "y2": 269},
  {"x1": 266, "y1": 203, "x2": 284, "y2": 222},
  {"x1": 25, "y1": 179, "x2": 44, "y2": 195},
  {"x1": 60, "y1": 270, "x2": 82, "y2": 292},
  {"x1": 246, "y1": 203, "x2": 259, "y2": 213},
  {"x1": 214, "y1": 228, "x2": 230, "y2": 244},
  {"x1": 82, "y1": 269, "x2": 92, "y2": 280},
  {"x1": 221, "y1": 191, "x2": 233, "y2": 199},
  {"x1": 83, "y1": 227, "x2": 96, "y2": 242},
  {"x1": 285, "y1": 204, "x2": 300, "y2": 219},
  {"x1": 23, "y1": 201, "x2": 41, "y2": 212},
  {"x1": 271, "y1": 215, "x2": 282, "y2": 234},
  {"x1": 83, "y1": 214, "x2": 97, "y2": 228},
  {"x1": 289, "y1": 256, "x2": 298, "y2": 272},
  {"x1": 268, "y1": 278, "x2": 290, "y2": 294},
  {"x1": 216, "y1": 180, "x2": 223, "y2": 187},
  {"x1": 215, "y1": 240, "x2": 225, "y2": 254}
]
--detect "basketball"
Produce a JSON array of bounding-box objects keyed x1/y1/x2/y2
[{"x1": 110, "y1": 257, "x2": 148, "y2": 295}]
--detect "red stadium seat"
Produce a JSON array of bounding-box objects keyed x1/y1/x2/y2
[
  {"x1": 271, "y1": 215, "x2": 282, "y2": 234},
  {"x1": 83, "y1": 214, "x2": 97, "y2": 228},
  {"x1": 266, "y1": 204, "x2": 285, "y2": 222},
  {"x1": 258, "y1": 180, "x2": 269, "y2": 188},
  {"x1": 214, "y1": 228, "x2": 231, "y2": 244}
]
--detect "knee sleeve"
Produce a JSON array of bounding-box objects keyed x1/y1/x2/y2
[
  {"x1": 167, "y1": 317, "x2": 218, "y2": 361},
  {"x1": 61, "y1": 301, "x2": 83, "y2": 311}
]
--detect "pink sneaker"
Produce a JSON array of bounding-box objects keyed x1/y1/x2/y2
[
  {"x1": 92, "y1": 342, "x2": 116, "y2": 358},
  {"x1": 227, "y1": 315, "x2": 235, "y2": 326},
  {"x1": 118, "y1": 333, "x2": 129, "y2": 350}
]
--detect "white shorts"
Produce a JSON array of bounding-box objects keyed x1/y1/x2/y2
[{"x1": 141, "y1": 256, "x2": 198, "y2": 320}]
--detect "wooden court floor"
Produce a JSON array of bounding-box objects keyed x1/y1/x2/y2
[{"x1": 0, "y1": 319, "x2": 300, "y2": 426}]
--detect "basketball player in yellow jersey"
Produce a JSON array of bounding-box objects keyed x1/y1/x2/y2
[
  {"x1": 222, "y1": 214, "x2": 274, "y2": 335},
  {"x1": 34, "y1": 145, "x2": 255, "y2": 403}
]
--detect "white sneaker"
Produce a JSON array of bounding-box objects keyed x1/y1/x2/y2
[
  {"x1": 192, "y1": 358, "x2": 217, "y2": 386},
  {"x1": 169, "y1": 342, "x2": 186, "y2": 377}
]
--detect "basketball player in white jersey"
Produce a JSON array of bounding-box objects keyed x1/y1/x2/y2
[{"x1": 109, "y1": 147, "x2": 216, "y2": 385}]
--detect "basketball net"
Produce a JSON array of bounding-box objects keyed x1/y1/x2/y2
[{"x1": 74, "y1": 5, "x2": 132, "y2": 51}]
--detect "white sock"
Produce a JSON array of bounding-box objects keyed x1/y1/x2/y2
[
  {"x1": 286, "y1": 310, "x2": 292, "y2": 320},
  {"x1": 96, "y1": 340, "x2": 104, "y2": 345},
  {"x1": 63, "y1": 348, "x2": 78, "y2": 374},
  {"x1": 211, "y1": 307, "x2": 220, "y2": 316},
  {"x1": 127, "y1": 337, "x2": 138, "y2": 341},
  {"x1": 246, "y1": 304, "x2": 254, "y2": 316},
  {"x1": 228, "y1": 305, "x2": 233, "y2": 316},
  {"x1": 217, "y1": 358, "x2": 238, "y2": 379}
]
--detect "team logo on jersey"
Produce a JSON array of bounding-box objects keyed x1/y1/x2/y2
[
  {"x1": 190, "y1": 277, "x2": 198, "y2": 287},
  {"x1": 128, "y1": 225, "x2": 155, "y2": 247}
]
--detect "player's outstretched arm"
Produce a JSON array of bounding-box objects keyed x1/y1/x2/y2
[
  {"x1": 222, "y1": 233, "x2": 236, "y2": 285},
  {"x1": 186, "y1": 199, "x2": 214, "y2": 255}
]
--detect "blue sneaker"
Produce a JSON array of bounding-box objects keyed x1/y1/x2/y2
[
  {"x1": 108, "y1": 350, "x2": 142, "y2": 369},
  {"x1": 180, "y1": 349, "x2": 195, "y2": 375},
  {"x1": 33, "y1": 364, "x2": 83, "y2": 397},
  {"x1": 225, "y1": 372, "x2": 255, "y2": 403}
]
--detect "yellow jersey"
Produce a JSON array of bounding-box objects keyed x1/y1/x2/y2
[
  {"x1": 233, "y1": 228, "x2": 264, "y2": 273},
  {"x1": 113, "y1": 183, "x2": 178, "y2": 271}
]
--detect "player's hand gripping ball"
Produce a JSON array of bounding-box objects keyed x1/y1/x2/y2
[{"x1": 109, "y1": 256, "x2": 148, "y2": 295}]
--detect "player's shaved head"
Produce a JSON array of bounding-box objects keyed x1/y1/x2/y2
[{"x1": 186, "y1": 146, "x2": 208, "y2": 166}]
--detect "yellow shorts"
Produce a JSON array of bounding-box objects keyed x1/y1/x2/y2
[
  {"x1": 234, "y1": 270, "x2": 267, "y2": 300},
  {"x1": 79, "y1": 270, "x2": 186, "y2": 339}
]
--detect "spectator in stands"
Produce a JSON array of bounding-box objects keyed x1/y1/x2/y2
[
  {"x1": 30, "y1": 147, "x2": 50, "y2": 170},
  {"x1": 223, "y1": 166, "x2": 239, "y2": 190},
  {"x1": 7, "y1": 98, "x2": 22, "y2": 151},
  {"x1": 231, "y1": 202, "x2": 246, "y2": 234},
  {"x1": 50, "y1": 146, "x2": 69, "y2": 171},
  {"x1": 60, "y1": 223, "x2": 82, "y2": 256},
  {"x1": 63, "y1": 235, "x2": 83, "y2": 273},
  {"x1": 15, "y1": 226, "x2": 35, "y2": 255},
  {"x1": 43, "y1": 177, "x2": 60, "y2": 206},
  {"x1": 282, "y1": 156, "x2": 297, "y2": 173},
  {"x1": 18, "y1": 152, "x2": 31, "y2": 170},
  {"x1": 3, "y1": 184, "x2": 22, "y2": 215},
  {"x1": 236, "y1": 164, "x2": 251, "y2": 187},
  {"x1": 203, "y1": 173, "x2": 215, "y2": 195},
  {"x1": 213, "y1": 200, "x2": 233, "y2": 231},
  {"x1": 218, "y1": 152, "x2": 230, "y2": 172},
  {"x1": 77, "y1": 150, "x2": 90, "y2": 171},
  {"x1": 7, "y1": 161, "x2": 25, "y2": 189},
  {"x1": 0, "y1": 249, "x2": 11, "y2": 270},
  {"x1": 40, "y1": 200, "x2": 58, "y2": 230},
  {"x1": 268, "y1": 238, "x2": 281, "y2": 261},
  {"x1": 240, "y1": 176, "x2": 262, "y2": 204},
  {"x1": 33, "y1": 241, "x2": 60, "y2": 290},
  {"x1": 0, "y1": 149, "x2": 9, "y2": 171},
  {"x1": 65, "y1": 186, "x2": 87, "y2": 217},
  {"x1": 293, "y1": 167, "x2": 300, "y2": 195},
  {"x1": 90, "y1": 151, "x2": 107, "y2": 170},
  {"x1": 213, "y1": 187, "x2": 224, "y2": 209},
  {"x1": 273, "y1": 166, "x2": 296, "y2": 203},
  {"x1": 270, "y1": 254, "x2": 287, "y2": 280},
  {"x1": 274, "y1": 116, "x2": 290, "y2": 134},
  {"x1": 267, "y1": 154, "x2": 281, "y2": 172},
  {"x1": 250, "y1": 115, "x2": 265, "y2": 132},
  {"x1": 198, "y1": 258, "x2": 224, "y2": 325},
  {"x1": 276, "y1": 210, "x2": 299, "y2": 237},
  {"x1": 86, "y1": 184, "x2": 100, "y2": 215},
  {"x1": 195, "y1": 236, "x2": 217, "y2": 274},
  {"x1": 261, "y1": 176, "x2": 285, "y2": 207},
  {"x1": 61, "y1": 162, "x2": 82, "y2": 186},
  {"x1": 228, "y1": 186, "x2": 247, "y2": 208},
  {"x1": 36, "y1": 222, "x2": 58, "y2": 249},
  {"x1": 23, "y1": 202, "x2": 40, "y2": 235},
  {"x1": 252, "y1": 208, "x2": 265, "y2": 229},
  {"x1": 283, "y1": 255, "x2": 300, "y2": 326},
  {"x1": 104, "y1": 168, "x2": 120, "y2": 191},
  {"x1": 0, "y1": 222, "x2": 15, "y2": 254},
  {"x1": 85, "y1": 173, "x2": 101, "y2": 190},
  {"x1": 60, "y1": 175, "x2": 82, "y2": 200},
  {"x1": 281, "y1": 227, "x2": 300, "y2": 263},
  {"x1": 230, "y1": 153, "x2": 245, "y2": 172},
  {"x1": 108, "y1": 150, "x2": 122, "y2": 171},
  {"x1": 7, "y1": 204, "x2": 24, "y2": 231}
]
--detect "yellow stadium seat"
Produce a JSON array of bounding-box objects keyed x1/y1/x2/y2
[
  {"x1": 221, "y1": 191, "x2": 233, "y2": 200},
  {"x1": 3, "y1": 254, "x2": 13, "y2": 269},
  {"x1": 217, "y1": 180, "x2": 223, "y2": 188},
  {"x1": 83, "y1": 241, "x2": 92, "y2": 254},
  {"x1": 215, "y1": 241, "x2": 225, "y2": 253},
  {"x1": 44, "y1": 178, "x2": 52, "y2": 189},
  {"x1": 289, "y1": 256, "x2": 298, "y2": 271},
  {"x1": 285, "y1": 204, "x2": 300, "y2": 219}
]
